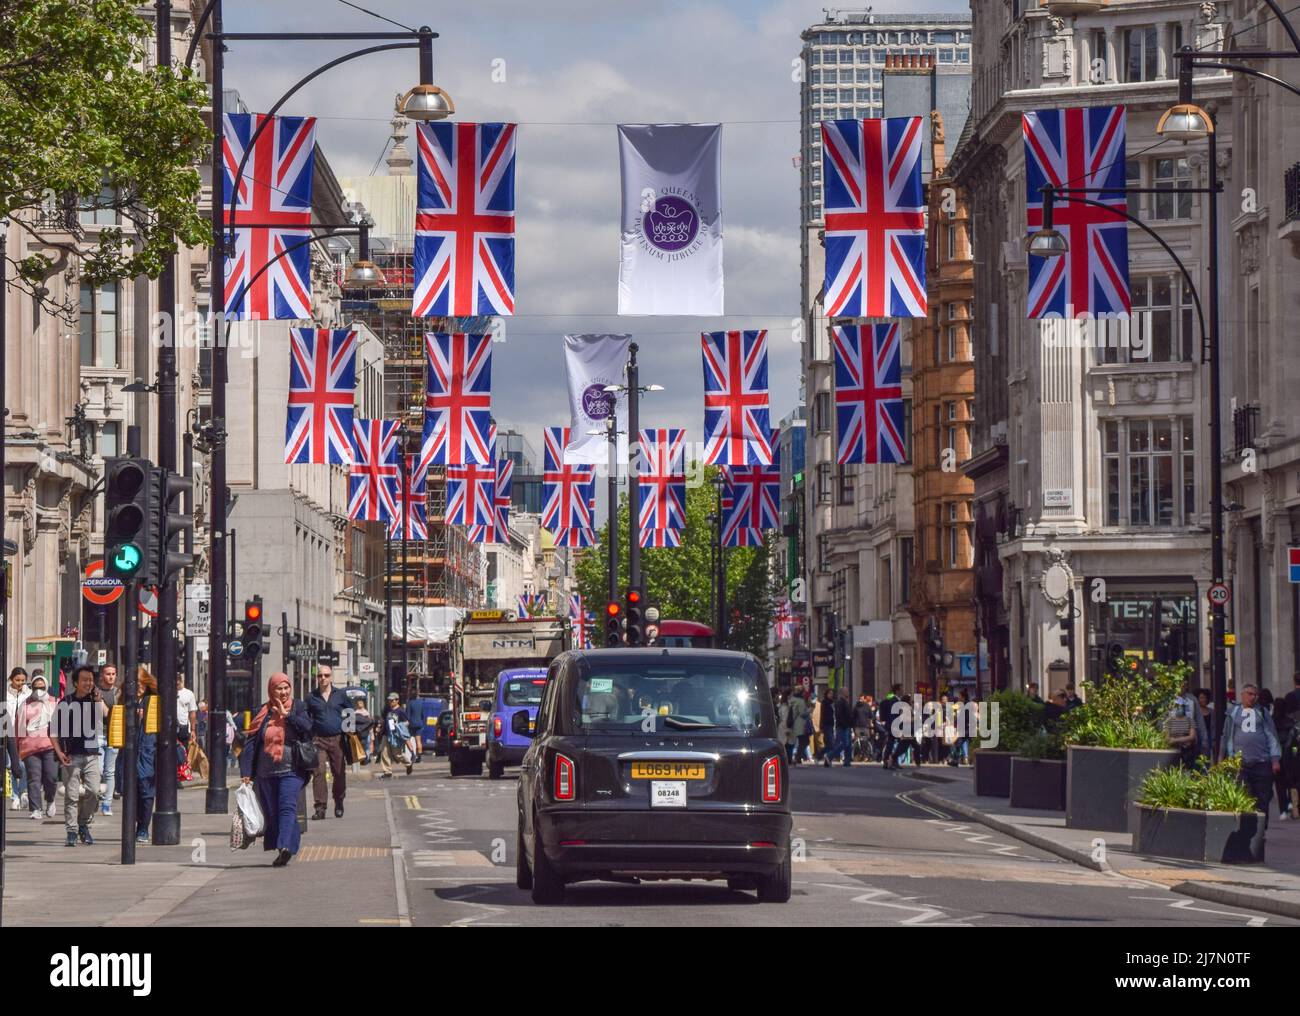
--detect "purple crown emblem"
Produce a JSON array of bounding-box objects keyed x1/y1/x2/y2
[
  {"x1": 643, "y1": 195, "x2": 699, "y2": 253},
  {"x1": 582, "y1": 383, "x2": 614, "y2": 420}
]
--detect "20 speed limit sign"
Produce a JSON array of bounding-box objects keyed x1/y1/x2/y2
[{"x1": 1207, "y1": 583, "x2": 1231, "y2": 607}]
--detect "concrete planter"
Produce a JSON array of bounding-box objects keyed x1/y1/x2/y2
[
  {"x1": 973, "y1": 750, "x2": 1014, "y2": 797},
  {"x1": 1134, "y1": 805, "x2": 1266, "y2": 864},
  {"x1": 1010, "y1": 757, "x2": 1066, "y2": 811},
  {"x1": 1065, "y1": 745, "x2": 1179, "y2": 833}
]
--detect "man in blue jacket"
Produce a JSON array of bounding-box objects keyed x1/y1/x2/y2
[
  {"x1": 1219, "y1": 683, "x2": 1283, "y2": 826},
  {"x1": 307, "y1": 666, "x2": 350, "y2": 819}
]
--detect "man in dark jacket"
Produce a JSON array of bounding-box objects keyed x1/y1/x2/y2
[
  {"x1": 831, "y1": 688, "x2": 855, "y2": 767},
  {"x1": 306, "y1": 666, "x2": 350, "y2": 819},
  {"x1": 379, "y1": 692, "x2": 414, "y2": 778},
  {"x1": 878, "y1": 685, "x2": 904, "y2": 769}
]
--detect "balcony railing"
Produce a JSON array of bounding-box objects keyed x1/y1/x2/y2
[
  {"x1": 1234, "y1": 403, "x2": 1260, "y2": 456},
  {"x1": 33, "y1": 202, "x2": 83, "y2": 237},
  {"x1": 1285, "y1": 162, "x2": 1300, "y2": 225}
]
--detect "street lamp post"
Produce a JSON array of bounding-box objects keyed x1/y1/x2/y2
[
  {"x1": 604, "y1": 350, "x2": 662, "y2": 603},
  {"x1": 186, "y1": 1, "x2": 447, "y2": 816}
]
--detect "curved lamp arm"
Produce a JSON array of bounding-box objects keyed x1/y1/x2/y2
[
  {"x1": 224, "y1": 41, "x2": 417, "y2": 247},
  {"x1": 1050, "y1": 191, "x2": 1209, "y2": 364},
  {"x1": 1196, "y1": 60, "x2": 1300, "y2": 99},
  {"x1": 183, "y1": 0, "x2": 219, "y2": 69}
]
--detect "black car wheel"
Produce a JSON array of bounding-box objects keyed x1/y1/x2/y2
[
  {"x1": 515, "y1": 825, "x2": 533, "y2": 890},
  {"x1": 756, "y1": 846, "x2": 792, "y2": 903},
  {"x1": 529, "y1": 820, "x2": 564, "y2": 905},
  {"x1": 488, "y1": 760, "x2": 504, "y2": 780},
  {"x1": 448, "y1": 750, "x2": 464, "y2": 777}
]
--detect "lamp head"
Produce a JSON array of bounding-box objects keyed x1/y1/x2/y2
[
  {"x1": 344, "y1": 260, "x2": 386, "y2": 287},
  {"x1": 1156, "y1": 103, "x2": 1212, "y2": 142},
  {"x1": 400, "y1": 84, "x2": 455, "y2": 122}
]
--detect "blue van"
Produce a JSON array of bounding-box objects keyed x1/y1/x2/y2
[{"x1": 487, "y1": 669, "x2": 547, "y2": 779}]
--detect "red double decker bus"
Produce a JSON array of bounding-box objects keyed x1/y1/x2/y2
[{"x1": 652, "y1": 619, "x2": 715, "y2": 648}]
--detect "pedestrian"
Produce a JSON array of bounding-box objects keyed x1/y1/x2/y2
[
  {"x1": 1173, "y1": 678, "x2": 1209, "y2": 765},
  {"x1": 853, "y1": 693, "x2": 875, "y2": 762},
  {"x1": 878, "y1": 685, "x2": 901, "y2": 769},
  {"x1": 776, "y1": 692, "x2": 793, "y2": 763},
  {"x1": 5, "y1": 666, "x2": 30, "y2": 811},
  {"x1": 306, "y1": 665, "x2": 350, "y2": 819},
  {"x1": 832, "y1": 687, "x2": 854, "y2": 767},
  {"x1": 96, "y1": 664, "x2": 118, "y2": 815},
  {"x1": 136, "y1": 667, "x2": 160, "y2": 843},
  {"x1": 53, "y1": 665, "x2": 104, "y2": 846},
  {"x1": 378, "y1": 691, "x2": 414, "y2": 778},
  {"x1": 1196, "y1": 687, "x2": 1214, "y2": 753},
  {"x1": 190, "y1": 700, "x2": 210, "y2": 779},
  {"x1": 1027, "y1": 682, "x2": 1043, "y2": 705},
  {"x1": 1043, "y1": 689, "x2": 1068, "y2": 733},
  {"x1": 936, "y1": 693, "x2": 952, "y2": 765},
  {"x1": 1219, "y1": 683, "x2": 1282, "y2": 826},
  {"x1": 16, "y1": 674, "x2": 58, "y2": 820},
  {"x1": 1164, "y1": 699, "x2": 1199, "y2": 769},
  {"x1": 175, "y1": 676, "x2": 198, "y2": 758},
  {"x1": 788, "y1": 689, "x2": 810, "y2": 764},
  {"x1": 1274, "y1": 675, "x2": 1300, "y2": 821},
  {"x1": 818, "y1": 689, "x2": 837, "y2": 767},
  {"x1": 948, "y1": 689, "x2": 973, "y2": 766},
  {"x1": 240, "y1": 672, "x2": 314, "y2": 867},
  {"x1": 1063, "y1": 684, "x2": 1083, "y2": 711},
  {"x1": 351, "y1": 695, "x2": 375, "y2": 764}
]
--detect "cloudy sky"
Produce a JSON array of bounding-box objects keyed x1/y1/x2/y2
[{"x1": 225, "y1": 0, "x2": 966, "y2": 458}]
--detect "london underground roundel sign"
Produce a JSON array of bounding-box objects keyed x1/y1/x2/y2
[{"x1": 82, "y1": 560, "x2": 126, "y2": 606}]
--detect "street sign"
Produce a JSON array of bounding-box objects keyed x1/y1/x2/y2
[
  {"x1": 1289, "y1": 547, "x2": 1300, "y2": 583},
  {"x1": 360, "y1": 661, "x2": 375, "y2": 673},
  {"x1": 318, "y1": 649, "x2": 340, "y2": 666},
  {"x1": 812, "y1": 649, "x2": 833, "y2": 667},
  {"x1": 185, "y1": 583, "x2": 211, "y2": 636},
  {"x1": 1224, "y1": 632, "x2": 1237, "y2": 647},
  {"x1": 81, "y1": 560, "x2": 125, "y2": 606},
  {"x1": 1207, "y1": 582, "x2": 1231, "y2": 607},
  {"x1": 139, "y1": 586, "x2": 159, "y2": 618},
  {"x1": 228, "y1": 639, "x2": 245, "y2": 657},
  {"x1": 291, "y1": 644, "x2": 318, "y2": 660}
]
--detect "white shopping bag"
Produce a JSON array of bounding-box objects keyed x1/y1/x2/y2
[{"x1": 236, "y1": 782, "x2": 265, "y2": 837}]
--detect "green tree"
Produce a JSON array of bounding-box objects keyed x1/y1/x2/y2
[
  {"x1": 0, "y1": 0, "x2": 209, "y2": 310},
  {"x1": 574, "y1": 465, "x2": 778, "y2": 662}
]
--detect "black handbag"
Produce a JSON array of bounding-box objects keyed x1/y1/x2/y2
[{"x1": 291, "y1": 735, "x2": 319, "y2": 774}]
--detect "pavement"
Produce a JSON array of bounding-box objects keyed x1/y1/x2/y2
[
  {"x1": 3, "y1": 754, "x2": 1297, "y2": 927},
  {"x1": 907, "y1": 764, "x2": 1300, "y2": 921}
]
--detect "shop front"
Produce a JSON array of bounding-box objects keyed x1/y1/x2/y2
[{"x1": 1087, "y1": 578, "x2": 1200, "y2": 683}]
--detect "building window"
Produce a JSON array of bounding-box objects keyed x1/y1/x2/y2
[
  {"x1": 1166, "y1": 23, "x2": 1183, "y2": 77},
  {"x1": 933, "y1": 406, "x2": 942, "y2": 462},
  {"x1": 818, "y1": 534, "x2": 831, "y2": 572},
  {"x1": 814, "y1": 390, "x2": 832, "y2": 433},
  {"x1": 837, "y1": 465, "x2": 854, "y2": 505},
  {"x1": 1104, "y1": 417, "x2": 1195, "y2": 527},
  {"x1": 947, "y1": 325, "x2": 959, "y2": 361},
  {"x1": 78, "y1": 178, "x2": 118, "y2": 226},
  {"x1": 1123, "y1": 26, "x2": 1159, "y2": 83},
  {"x1": 899, "y1": 537, "x2": 913, "y2": 605},
  {"x1": 946, "y1": 424, "x2": 959, "y2": 460},
  {"x1": 946, "y1": 224, "x2": 961, "y2": 260},
  {"x1": 1126, "y1": 159, "x2": 1142, "y2": 216},
  {"x1": 948, "y1": 503, "x2": 960, "y2": 567},
  {"x1": 98, "y1": 421, "x2": 120, "y2": 458},
  {"x1": 817, "y1": 463, "x2": 833, "y2": 504},
  {"x1": 1091, "y1": 28, "x2": 1108, "y2": 81},
  {"x1": 1152, "y1": 157, "x2": 1192, "y2": 220},
  {"x1": 1100, "y1": 276, "x2": 1195, "y2": 364},
  {"x1": 79, "y1": 282, "x2": 118, "y2": 368},
  {"x1": 901, "y1": 397, "x2": 913, "y2": 462}
]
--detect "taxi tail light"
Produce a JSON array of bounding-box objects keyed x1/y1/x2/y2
[
  {"x1": 492, "y1": 716, "x2": 502, "y2": 737},
  {"x1": 761, "y1": 756, "x2": 781, "y2": 803},
  {"x1": 554, "y1": 752, "x2": 576, "y2": 801}
]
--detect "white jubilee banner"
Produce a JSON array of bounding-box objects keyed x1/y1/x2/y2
[
  {"x1": 617, "y1": 124, "x2": 723, "y2": 316},
  {"x1": 563, "y1": 334, "x2": 630, "y2": 465}
]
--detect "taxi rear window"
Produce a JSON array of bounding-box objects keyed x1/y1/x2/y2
[
  {"x1": 503, "y1": 677, "x2": 546, "y2": 706},
  {"x1": 573, "y1": 663, "x2": 766, "y2": 735}
]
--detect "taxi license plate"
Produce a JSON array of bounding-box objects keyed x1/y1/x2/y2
[
  {"x1": 651, "y1": 781, "x2": 687, "y2": 808},
  {"x1": 528, "y1": 718, "x2": 536, "y2": 732},
  {"x1": 631, "y1": 762, "x2": 706, "y2": 780}
]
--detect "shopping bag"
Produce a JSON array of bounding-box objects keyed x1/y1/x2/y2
[
  {"x1": 230, "y1": 809, "x2": 252, "y2": 851},
  {"x1": 235, "y1": 781, "x2": 265, "y2": 837}
]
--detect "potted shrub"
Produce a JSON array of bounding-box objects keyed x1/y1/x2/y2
[
  {"x1": 1134, "y1": 758, "x2": 1266, "y2": 863},
  {"x1": 973, "y1": 690, "x2": 1042, "y2": 798},
  {"x1": 1063, "y1": 663, "x2": 1183, "y2": 833},
  {"x1": 1010, "y1": 730, "x2": 1067, "y2": 810}
]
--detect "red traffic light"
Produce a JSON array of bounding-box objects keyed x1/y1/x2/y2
[
  {"x1": 627, "y1": 589, "x2": 642, "y2": 605},
  {"x1": 606, "y1": 601, "x2": 621, "y2": 617},
  {"x1": 246, "y1": 603, "x2": 262, "y2": 621}
]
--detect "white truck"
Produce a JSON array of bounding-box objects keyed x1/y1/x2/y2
[{"x1": 447, "y1": 611, "x2": 570, "y2": 776}]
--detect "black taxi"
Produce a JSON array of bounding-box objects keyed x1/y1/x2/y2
[{"x1": 513, "y1": 648, "x2": 792, "y2": 904}]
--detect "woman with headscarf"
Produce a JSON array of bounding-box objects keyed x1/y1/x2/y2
[
  {"x1": 240, "y1": 673, "x2": 313, "y2": 867},
  {"x1": 136, "y1": 667, "x2": 159, "y2": 843}
]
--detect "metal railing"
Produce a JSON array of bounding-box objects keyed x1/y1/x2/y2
[
  {"x1": 33, "y1": 201, "x2": 83, "y2": 236},
  {"x1": 1233, "y1": 403, "x2": 1260, "y2": 455},
  {"x1": 1285, "y1": 162, "x2": 1300, "y2": 224}
]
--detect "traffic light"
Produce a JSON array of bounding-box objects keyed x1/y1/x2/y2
[
  {"x1": 152, "y1": 468, "x2": 194, "y2": 584},
  {"x1": 104, "y1": 456, "x2": 153, "y2": 582},
  {"x1": 925, "y1": 621, "x2": 945, "y2": 668},
  {"x1": 624, "y1": 587, "x2": 645, "y2": 646},
  {"x1": 605, "y1": 600, "x2": 623, "y2": 647},
  {"x1": 243, "y1": 598, "x2": 264, "y2": 665}
]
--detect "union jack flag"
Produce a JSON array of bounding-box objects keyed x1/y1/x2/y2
[
  {"x1": 568, "y1": 594, "x2": 595, "y2": 649},
  {"x1": 822, "y1": 117, "x2": 926, "y2": 318},
  {"x1": 701, "y1": 330, "x2": 772, "y2": 467},
  {"x1": 637, "y1": 428, "x2": 686, "y2": 533},
  {"x1": 542, "y1": 427, "x2": 595, "y2": 534},
  {"x1": 1023, "y1": 105, "x2": 1129, "y2": 318},
  {"x1": 413, "y1": 122, "x2": 516, "y2": 318},
  {"x1": 518, "y1": 591, "x2": 548, "y2": 617},
  {"x1": 420, "y1": 333, "x2": 493, "y2": 468},
  {"x1": 468, "y1": 456, "x2": 513, "y2": 544},
  {"x1": 833, "y1": 323, "x2": 905, "y2": 465},
  {"x1": 553, "y1": 528, "x2": 596, "y2": 548},
  {"x1": 640, "y1": 527, "x2": 682, "y2": 549},
  {"x1": 722, "y1": 431, "x2": 780, "y2": 547},
  {"x1": 222, "y1": 113, "x2": 317, "y2": 320},
  {"x1": 774, "y1": 599, "x2": 796, "y2": 641},
  {"x1": 284, "y1": 328, "x2": 356, "y2": 465},
  {"x1": 348, "y1": 419, "x2": 399, "y2": 522},
  {"x1": 387, "y1": 455, "x2": 428, "y2": 541},
  {"x1": 446, "y1": 459, "x2": 496, "y2": 527}
]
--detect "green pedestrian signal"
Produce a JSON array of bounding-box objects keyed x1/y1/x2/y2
[{"x1": 110, "y1": 542, "x2": 144, "y2": 578}]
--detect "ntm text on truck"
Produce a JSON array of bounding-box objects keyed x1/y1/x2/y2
[{"x1": 447, "y1": 610, "x2": 569, "y2": 776}]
